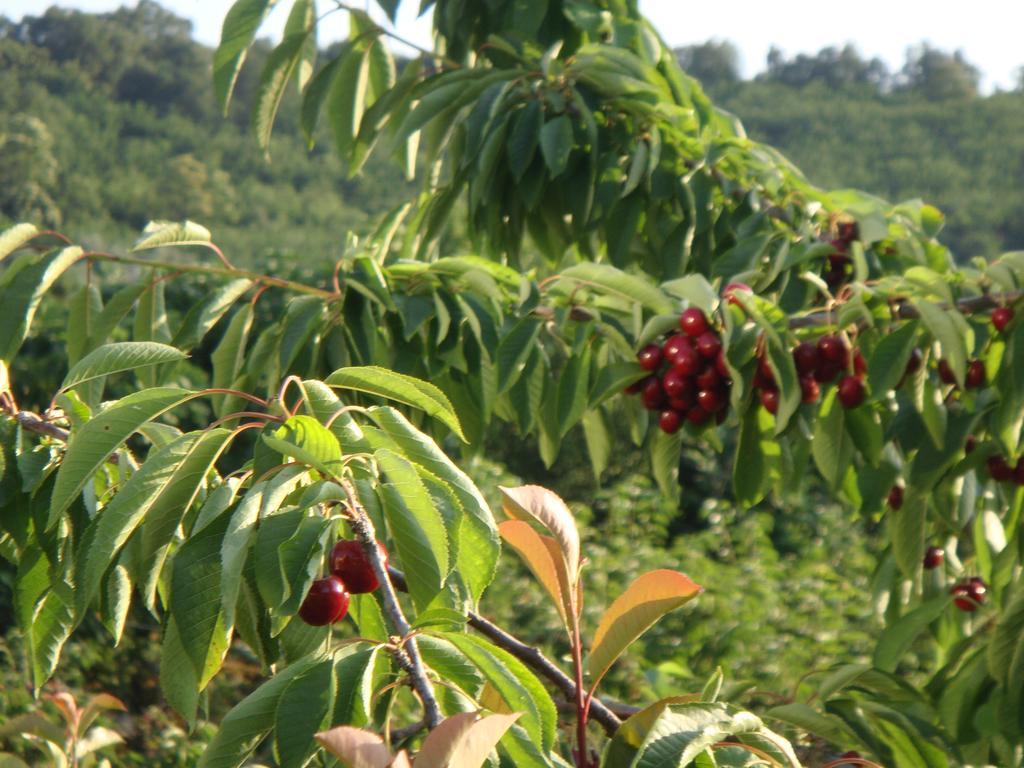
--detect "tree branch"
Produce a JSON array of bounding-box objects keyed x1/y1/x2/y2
[
  {"x1": 341, "y1": 480, "x2": 444, "y2": 728},
  {"x1": 386, "y1": 566, "x2": 628, "y2": 736}
]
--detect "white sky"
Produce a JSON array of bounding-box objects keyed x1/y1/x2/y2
[{"x1": 5, "y1": 0, "x2": 1022, "y2": 91}]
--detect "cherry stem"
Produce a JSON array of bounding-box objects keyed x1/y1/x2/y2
[
  {"x1": 340, "y1": 477, "x2": 444, "y2": 728},
  {"x1": 571, "y1": 615, "x2": 592, "y2": 768}
]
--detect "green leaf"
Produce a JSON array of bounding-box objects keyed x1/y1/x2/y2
[
  {"x1": 811, "y1": 389, "x2": 852, "y2": 490},
  {"x1": 496, "y1": 317, "x2": 543, "y2": 395},
  {"x1": 506, "y1": 100, "x2": 543, "y2": 181},
  {"x1": 61, "y1": 342, "x2": 186, "y2": 392},
  {"x1": 75, "y1": 428, "x2": 233, "y2": 621},
  {"x1": 326, "y1": 366, "x2": 466, "y2": 441},
  {"x1": 172, "y1": 279, "x2": 253, "y2": 351},
  {"x1": 274, "y1": 659, "x2": 334, "y2": 767},
  {"x1": 49, "y1": 387, "x2": 197, "y2": 529},
  {"x1": 253, "y1": 33, "x2": 310, "y2": 153},
  {"x1": 132, "y1": 220, "x2": 212, "y2": 251},
  {"x1": 197, "y1": 656, "x2": 319, "y2": 768},
  {"x1": 364, "y1": 406, "x2": 498, "y2": 604},
  {"x1": 650, "y1": 428, "x2": 682, "y2": 499},
  {"x1": 211, "y1": 305, "x2": 254, "y2": 417},
  {"x1": 734, "y1": 406, "x2": 768, "y2": 508},
  {"x1": 868, "y1": 321, "x2": 920, "y2": 395},
  {"x1": 170, "y1": 510, "x2": 233, "y2": 690},
  {"x1": 581, "y1": 409, "x2": 611, "y2": 481},
  {"x1": 874, "y1": 596, "x2": 950, "y2": 672},
  {"x1": 559, "y1": 263, "x2": 674, "y2": 314},
  {"x1": 914, "y1": 299, "x2": 967, "y2": 387},
  {"x1": 220, "y1": 466, "x2": 308, "y2": 629},
  {"x1": 0, "y1": 246, "x2": 83, "y2": 363},
  {"x1": 891, "y1": 488, "x2": 927, "y2": 579},
  {"x1": 766, "y1": 702, "x2": 855, "y2": 747},
  {"x1": 29, "y1": 587, "x2": 73, "y2": 689},
  {"x1": 440, "y1": 632, "x2": 557, "y2": 753},
  {"x1": 375, "y1": 448, "x2": 449, "y2": 610},
  {"x1": 213, "y1": 0, "x2": 279, "y2": 111},
  {"x1": 262, "y1": 415, "x2": 344, "y2": 476},
  {"x1": 539, "y1": 115, "x2": 574, "y2": 177},
  {"x1": 557, "y1": 344, "x2": 591, "y2": 437},
  {"x1": 328, "y1": 42, "x2": 372, "y2": 162},
  {"x1": 988, "y1": 586, "x2": 1024, "y2": 682},
  {"x1": 66, "y1": 284, "x2": 102, "y2": 366}
]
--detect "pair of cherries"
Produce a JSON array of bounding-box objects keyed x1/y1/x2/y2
[{"x1": 298, "y1": 539, "x2": 389, "y2": 626}]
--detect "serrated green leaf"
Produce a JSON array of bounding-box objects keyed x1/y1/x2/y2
[
  {"x1": 326, "y1": 366, "x2": 465, "y2": 441},
  {"x1": 811, "y1": 389, "x2": 851, "y2": 490},
  {"x1": 49, "y1": 387, "x2": 197, "y2": 529},
  {"x1": 440, "y1": 632, "x2": 557, "y2": 753},
  {"x1": 132, "y1": 220, "x2": 212, "y2": 252},
  {"x1": 868, "y1": 321, "x2": 920, "y2": 395},
  {"x1": 375, "y1": 448, "x2": 449, "y2": 610},
  {"x1": 263, "y1": 415, "x2": 343, "y2": 477},
  {"x1": 274, "y1": 658, "x2": 334, "y2": 768},
  {"x1": 253, "y1": 33, "x2": 310, "y2": 153},
  {"x1": 539, "y1": 115, "x2": 573, "y2": 177},
  {"x1": 0, "y1": 246, "x2": 83, "y2": 363},
  {"x1": 874, "y1": 595, "x2": 950, "y2": 672},
  {"x1": 213, "y1": 0, "x2": 279, "y2": 111},
  {"x1": 559, "y1": 263, "x2": 674, "y2": 314},
  {"x1": 61, "y1": 342, "x2": 186, "y2": 392},
  {"x1": 75, "y1": 428, "x2": 232, "y2": 621},
  {"x1": 197, "y1": 655, "x2": 319, "y2": 768},
  {"x1": 172, "y1": 279, "x2": 253, "y2": 352}
]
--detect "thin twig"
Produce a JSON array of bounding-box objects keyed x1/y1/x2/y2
[
  {"x1": 14, "y1": 411, "x2": 70, "y2": 441},
  {"x1": 386, "y1": 566, "x2": 628, "y2": 736}
]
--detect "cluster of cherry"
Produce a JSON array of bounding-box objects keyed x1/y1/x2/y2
[
  {"x1": 821, "y1": 221, "x2": 859, "y2": 291},
  {"x1": 627, "y1": 308, "x2": 731, "y2": 434},
  {"x1": 298, "y1": 539, "x2": 389, "y2": 626},
  {"x1": 891, "y1": 499, "x2": 987, "y2": 611},
  {"x1": 754, "y1": 335, "x2": 867, "y2": 413}
]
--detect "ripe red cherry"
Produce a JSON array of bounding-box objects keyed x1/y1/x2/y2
[
  {"x1": 817, "y1": 335, "x2": 848, "y2": 365},
  {"x1": 853, "y1": 350, "x2": 867, "y2": 376},
  {"x1": 792, "y1": 342, "x2": 819, "y2": 376},
  {"x1": 887, "y1": 485, "x2": 904, "y2": 510},
  {"x1": 937, "y1": 359, "x2": 957, "y2": 385},
  {"x1": 624, "y1": 377, "x2": 645, "y2": 395},
  {"x1": 637, "y1": 344, "x2": 663, "y2": 372},
  {"x1": 686, "y1": 406, "x2": 710, "y2": 425},
  {"x1": 760, "y1": 388, "x2": 779, "y2": 415},
  {"x1": 837, "y1": 221, "x2": 859, "y2": 242},
  {"x1": 697, "y1": 388, "x2": 725, "y2": 413},
  {"x1": 658, "y1": 409, "x2": 683, "y2": 434},
  {"x1": 965, "y1": 359, "x2": 985, "y2": 389},
  {"x1": 923, "y1": 546, "x2": 944, "y2": 569},
  {"x1": 754, "y1": 356, "x2": 775, "y2": 389},
  {"x1": 799, "y1": 376, "x2": 819, "y2": 403},
  {"x1": 673, "y1": 345, "x2": 701, "y2": 377},
  {"x1": 696, "y1": 331, "x2": 722, "y2": 359},
  {"x1": 964, "y1": 435, "x2": 977, "y2": 454},
  {"x1": 988, "y1": 455, "x2": 1013, "y2": 482},
  {"x1": 662, "y1": 334, "x2": 692, "y2": 363},
  {"x1": 662, "y1": 369, "x2": 691, "y2": 399},
  {"x1": 723, "y1": 282, "x2": 752, "y2": 306},
  {"x1": 992, "y1": 306, "x2": 1014, "y2": 332},
  {"x1": 668, "y1": 394, "x2": 694, "y2": 411},
  {"x1": 641, "y1": 377, "x2": 666, "y2": 410},
  {"x1": 1015, "y1": 457, "x2": 1024, "y2": 486},
  {"x1": 694, "y1": 364, "x2": 721, "y2": 391},
  {"x1": 679, "y1": 308, "x2": 709, "y2": 338},
  {"x1": 298, "y1": 575, "x2": 350, "y2": 626},
  {"x1": 951, "y1": 578, "x2": 986, "y2": 612},
  {"x1": 814, "y1": 358, "x2": 841, "y2": 383},
  {"x1": 331, "y1": 539, "x2": 388, "y2": 594},
  {"x1": 837, "y1": 375, "x2": 866, "y2": 409}
]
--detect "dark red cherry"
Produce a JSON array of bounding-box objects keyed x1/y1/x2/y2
[
  {"x1": 679, "y1": 308, "x2": 709, "y2": 338},
  {"x1": 331, "y1": 539, "x2": 389, "y2": 594},
  {"x1": 965, "y1": 359, "x2": 985, "y2": 389},
  {"x1": 641, "y1": 376, "x2": 666, "y2": 410},
  {"x1": 837, "y1": 375, "x2": 866, "y2": 409},
  {"x1": 658, "y1": 409, "x2": 683, "y2": 434},
  {"x1": 760, "y1": 388, "x2": 779, "y2": 415},
  {"x1": 696, "y1": 331, "x2": 722, "y2": 360},
  {"x1": 637, "y1": 344, "x2": 663, "y2": 372},
  {"x1": 923, "y1": 546, "x2": 944, "y2": 570},
  {"x1": 792, "y1": 342, "x2": 819, "y2": 376},
  {"x1": 299, "y1": 576, "x2": 350, "y2": 626}
]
